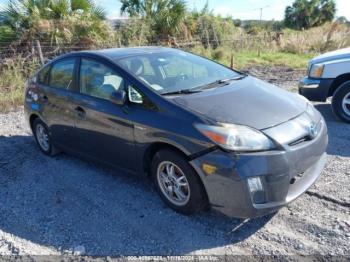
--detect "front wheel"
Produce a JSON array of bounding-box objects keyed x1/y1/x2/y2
[
  {"x1": 332, "y1": 81, "x2": 350, "y2": 123},
  {"x1": 151, "y1": 149, "x2": 208, "y2": 215}
]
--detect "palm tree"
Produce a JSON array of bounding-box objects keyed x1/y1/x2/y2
[
  {"x1": 284, "y1": 0, "x2": 336, "y2": 30},
  {"x1": 1, "y1": 0, "x2": 107, "y2": 45},
  {"x1": 120, "y1": 0, "x2": 186, "y2": 39}
]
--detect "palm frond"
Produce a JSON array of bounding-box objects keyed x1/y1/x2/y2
[{"x1": 91, "y1": 5, "x2": 106, "y2": 20}]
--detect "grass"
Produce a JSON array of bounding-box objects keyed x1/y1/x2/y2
[
  {"x1": 189, "y1": 45, "x2": 316, "y2": 70},
  {"x1": 229, "y1": 51, "x2": 315, "y2": 69},
  {"x1": 0, "y1": 57, "x2": 39, "y2": 113}
]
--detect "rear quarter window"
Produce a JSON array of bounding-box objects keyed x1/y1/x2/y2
[
  {"x1": 37, "y1": 65, "x2": 50, "y2": 85},
  {"x1": 49, "y1": 58, "x2": 76, "y2": 89}
]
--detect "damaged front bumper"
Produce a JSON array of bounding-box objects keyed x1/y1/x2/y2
[{"x1": 190, "y1": 117, "x2": 328, "y2": 218}]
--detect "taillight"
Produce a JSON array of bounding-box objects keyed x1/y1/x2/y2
[{"x1": 25, "y1": 77, "x2": 39, "y2": 102}]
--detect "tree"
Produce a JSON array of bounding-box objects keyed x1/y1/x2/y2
[
  {"x1": 336, "y1": 16, "x2": 348, "y2": 24},
  {"x1": 187, "y1": 3, "x2": 236, "y2": 49},
  {"x1": 0, "y1": 0, "x2": 107, "y2": 45},
  {"x1": 284, "y1": 0, "x2": 336, "y2": 30},
  {"x1": 120, "y1": 0, "x2": 186, "y2": 39}
]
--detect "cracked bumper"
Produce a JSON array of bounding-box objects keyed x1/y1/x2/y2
[{"x1": 190, "y1": 119, "x2": 328, "y2": 218}]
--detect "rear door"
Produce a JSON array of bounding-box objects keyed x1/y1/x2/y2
[
  {"x1": 71, "y1": 57, "x2": 136, "y2": 169},
  {"x1": 40, "y1": 58, "x2": 78, "y2": 147}
]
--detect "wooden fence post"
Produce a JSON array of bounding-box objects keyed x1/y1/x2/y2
[
  {"x1": 36, "y1": 40, "x2": 44, "y2": 66},
  {"x1": 230, "y1": 38, "x2": 235, "y2": 69}
]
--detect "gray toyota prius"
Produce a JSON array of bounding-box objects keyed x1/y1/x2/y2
[{"x1": 24, "y1": 47, "x2": 328, "y2": 218}]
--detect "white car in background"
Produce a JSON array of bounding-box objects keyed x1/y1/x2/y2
[{"x1": 299, "y1": 47, "x2": 350, "y2": 123}]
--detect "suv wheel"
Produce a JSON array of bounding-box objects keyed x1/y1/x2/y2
[
  {"x1": 151, "y1": 149, "x2": 208, "y2": 215},
  {"x1": 33, "y1": 118, "x2": 59, "y2": 156},
  {"x1": 332, "y1": 81, "x2": 350, "y2": 123}
]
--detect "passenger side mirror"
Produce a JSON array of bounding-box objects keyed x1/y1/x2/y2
[
  {"x1": 110, "y1": 90, "x2": 126, "y2": 106},
  {"x1": 128, "y1": 85, "x2": 143, "y2": 104}
]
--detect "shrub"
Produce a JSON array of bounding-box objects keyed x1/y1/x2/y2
[{"x1": 0, "y1": 56, "x2": 40, "y2": 112}]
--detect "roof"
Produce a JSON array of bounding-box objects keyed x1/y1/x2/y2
[{"x1": 80, "y1": 46, "x2": 175, "y2": 60}]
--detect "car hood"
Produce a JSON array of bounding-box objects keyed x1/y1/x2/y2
[
  {"x1": 310, "y1": 47, "x2": 350, "y2": 64},
  {"x1": 171, "y1": 76, "x2": 307, "y2": 130}
]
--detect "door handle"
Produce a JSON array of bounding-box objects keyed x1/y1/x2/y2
[{"x1": 74, "y1": 106, "x2": 86, "y2": 118}]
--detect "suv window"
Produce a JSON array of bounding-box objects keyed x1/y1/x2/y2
[
  {"x1": 80, "y1": 59, "x2": 125, "y2": 100},
  {"x1": 37, "y1": 65, "x2": 50, "y2": 85},
  {"x1": 49, "y1": 59, "x2": 76, "y2": 89}
]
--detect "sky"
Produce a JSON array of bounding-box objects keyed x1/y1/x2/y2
[
  {"x1": 97, "y1": 0, "x2": 350, "y2": 21},
  {"x1": 0, "y1": 0, "x2": 349, "y2": 21}
]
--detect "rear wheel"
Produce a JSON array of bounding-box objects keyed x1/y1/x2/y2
[
  {"x1": 332, "y1": 81, "x2": 350, "y2": 123},
  {"x1": 33, "y1": 118, "x2": 59, "y2": 156},
  {"x1": 151, "y1": 149, "x2": 208, "y2": 215}
]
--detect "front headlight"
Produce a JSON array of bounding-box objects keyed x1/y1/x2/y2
[
  {"x1": 195, "y1": 123, "x2": 274, "y2": 152},
  {"x1": 309, "y1": 64, "x2": 324, "y2": 78}
]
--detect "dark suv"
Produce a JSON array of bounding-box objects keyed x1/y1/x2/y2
[{"x1": 24, "y1": 47, "x2": 328, "y2": 218}]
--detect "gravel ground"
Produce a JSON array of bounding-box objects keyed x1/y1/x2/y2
[{"x1": 0, "y1": 67, "x2": 349, "y2": 257}]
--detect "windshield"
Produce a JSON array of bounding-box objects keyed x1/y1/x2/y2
[{"x1": 116, "y1": 50, "x2": 242, "y2": 94}]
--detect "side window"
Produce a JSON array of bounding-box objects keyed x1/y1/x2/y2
[
  {"x1": 49, "y1": 59, "x2": 76, "y2": 89},
  {"x1": 37, "y1": 65, "x2": 50, "y2": 85},
  {"x1": 80, "y1": 59, "x2": 124, "y2": 100}
]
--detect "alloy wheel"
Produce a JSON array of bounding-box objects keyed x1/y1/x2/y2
[
  {"x1": 36, "y1": 124, "x2": 50, "y2": 151},
  {"x1": 341, "y1": 92, "x2": 350, "y2": 116},
  {"x1": 157, "y1": 161, "x2": 190, "y2": 206}
]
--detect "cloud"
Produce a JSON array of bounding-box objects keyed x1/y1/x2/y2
[
  {"x1": 101, "y1": 0, "x2": 349, "y2": 21},
  {"x1": 336, "y1": 0, "x2": 350, "y2": 19},
  {"x1": 212, "y1": 0, "x2": 294, "y2": 20},
  {"x1": 213, "y1": 1, "x2": 289, "y2": 20},
  {"x1": 107, "y1": 9, "x2": 124, "y2": 20},
  {"x1": 0, "y1": 2, "x2": 6, "y2": 10}
]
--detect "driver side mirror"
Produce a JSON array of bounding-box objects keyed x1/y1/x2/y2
[{"x1": 110, "y1": 90, "x2": 126, "y2": 106}]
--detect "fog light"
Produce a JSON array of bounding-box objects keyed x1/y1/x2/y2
[
  {"x1": 247, "y1": 177, "x2": 263, "y2": 192},
  {"x1": 247, "y1": 177, "x2": 266, "y2": 204}
]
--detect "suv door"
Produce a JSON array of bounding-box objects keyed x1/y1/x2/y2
[
  {"x1": 72, "y1": 57, "x2": 136, "y2": 169},
  {"x1": 38, "y1": 58, "x2": 78, "y2": 147}
]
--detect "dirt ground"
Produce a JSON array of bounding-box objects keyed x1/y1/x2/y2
[{"x1": 0, "y1": 66, "x2": 349, "y2": 258}]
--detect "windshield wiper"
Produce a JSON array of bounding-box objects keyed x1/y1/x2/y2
[
  {"x1": 161, "y1": 75, "x2": 247, "y2": 96},
  {"x1": 161, "y1": 89, "x2": 202, "y2": 96},
  {"x1": 220, "y1": 75, "x2": 247, "y2": 82},
  {"x1": 192, "y1": 75, "x2": 247, "y2": 91}
]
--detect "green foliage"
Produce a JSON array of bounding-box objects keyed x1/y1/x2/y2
[
  {"x1": 0, "y1": 25, "x2": 17, "y2": 44},
  {"x1": 120, "y1": 0, "x2": 186, "y2": 38},
  {"x1": 187, "y1": 5, "x2": 237, "y2": 49},
  {"x1": 243, "y1": 20, "x2": 284, "y2": 34},
  {"x1": 1, "y1": 0, "x2": 108, "y2": 45},
  {"x1": 212, "y1": 49, "x2": 224, "y2": 60},
  {"x1": 0, "y1": 55, "x2": 40, "y2": 112},
  {"x1": 284, "y1": 0, "x2": 336, "y2": 30},
  {"x1": 282, "y1": 22, "x2": 350, "y2": 54},
  {"x1": 115, "y1": 19, "x2": 152, "y2": 46}
]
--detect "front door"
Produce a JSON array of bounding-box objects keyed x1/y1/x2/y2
[{"x1": 72, "y1": 58, "x2": 136, "y2": 169}]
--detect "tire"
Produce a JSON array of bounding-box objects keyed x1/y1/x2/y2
[
  {"x1": 331, "y1": 80, "x2": 350, "y2": 123},
  {"x1": 33, "y1": 118, "x2": 59, "y2": 156},
  {"x1": 151, "y1": 149, "x2": 208, "y2": 215}
]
